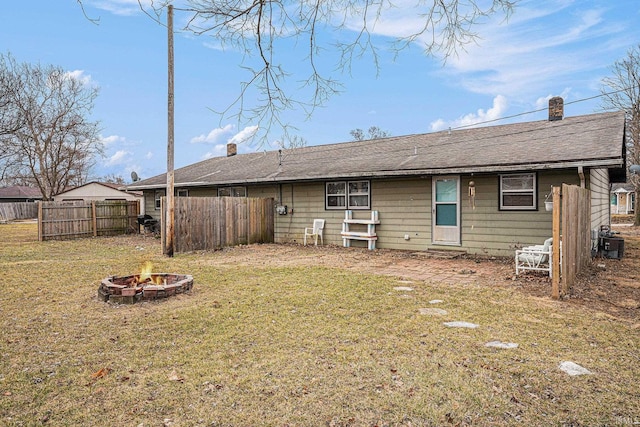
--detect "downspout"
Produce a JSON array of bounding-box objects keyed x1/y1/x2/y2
[{"x1": 578, "y1": 166, "x2": 585, "y2": 188}]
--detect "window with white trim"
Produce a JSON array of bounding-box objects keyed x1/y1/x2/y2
[
  {"x1": 499, "y1": 173, "x2": 537, "y2": 210},
  {"x1": 154, "y1": 190, "x2": 164, "y2": 210},
  {"x1": 326, "y1": 180, "x2": 370, "y2": 210},
  {"x1": 217, "y1": 186, "x2": 246, "y2": 197},
  {"x1": 177, "y1": 189, "x2": 188, "y2": 197}
]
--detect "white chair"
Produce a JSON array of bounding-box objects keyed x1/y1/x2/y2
[
  {"x1": 304, "y1": 219, "x2": 325, "y2": 246},
  {"x1": 515, "y1": 238, "x2": 553, "y2": 277}
]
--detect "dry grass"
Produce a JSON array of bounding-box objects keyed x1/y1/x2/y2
[{"x1": 0, "y1": 222, "x2": 638, "y2": 426}]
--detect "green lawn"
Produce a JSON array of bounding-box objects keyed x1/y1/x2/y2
[{"x1": 0, "y1": 222, "x2": 638, "y2": 426}]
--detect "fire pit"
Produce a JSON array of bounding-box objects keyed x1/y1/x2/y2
[{"x1": 98, "y1": 262, "x2": 193, "y2": 304}]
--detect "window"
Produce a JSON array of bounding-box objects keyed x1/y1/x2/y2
[
  {"x1": 326, "y1": 180, "x2": 370, "y2": 210},
  {"x1": 177, "y1": 189, "x2": 188, "y2": 197},
  {"x1": 217, "y1": 186, "x2": 246, "y2": 197},
  {"x1": 154, "y1": 190, "x2": 164, "y2": 210},
  {"x1": 499, "y1": 173, "x2": 537, "y2": 210},
  {"x1": 435, "y1": 178, "x2": 458, "y2": 226}
]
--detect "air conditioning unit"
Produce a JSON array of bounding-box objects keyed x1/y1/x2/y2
[{"x1": 600, "y1": 237, "x2": 624, "y2": 260}]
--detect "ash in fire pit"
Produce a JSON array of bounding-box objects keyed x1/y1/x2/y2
[{"x1": 98, "y1": 262, "x2": 193, "y2": 304}]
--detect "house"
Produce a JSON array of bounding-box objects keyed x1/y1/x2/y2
[
  {"x1": 53, "y1": 181, "x2": 144, "y2": 211},
  {"x1": 0, "y1": 186, "x2": 43, "y2": 202},
  {"x1": 610, "y1": 183, "x2": 635, "y2": 215},
  {"x1": 0, "y1": 186, "x2": 41, "y2": 221},
  {"x1": 126, "y1": 99, "x2": 627, "y2": 257}
]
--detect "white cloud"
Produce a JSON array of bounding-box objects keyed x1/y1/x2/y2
[
  {"x1": 228, "y1": 125, "x2": 259, "y2": 145},
  {"x1": 200, "y1": 128, "x2": 259, "y2": 159},
  {"x1": 202, "y1": 144, "x2": 228, "y2": 160},
  {"x1": 431, "y1": 2, "x2": 626, "y2": 98},
  {"x1": 430, "y1": 95, "x2": 509, "y2": 131},
  {"x1": 145, "y1": 151, "x2": 153, "y2": 160},
  {"x1": 535, "y1": 88, "x2": 573, "y2": 110},
  {"x1": 345, "y1": 1, "x2": 630, "y2": 103},
  {"x1": 193, "y1": 125, "x2": 258, "y2": 159},
  {"x1": 64, "y1": 70, "x2": 93, "y2": 86},
  {"x1": 88, "y1": 0, "x2": 190, "y2": 16},
  {"x1": 88, "y1": 0, "x2": 151, "y2": 16},
  {"x1": 190, "y1": 124, "x2": 235, "y2": 144},
  {"x1": 105, "y1": 150, "x2": 132, "y2": 166},
  {"x1": 100, "y1": 134, "x2": 125, "y2": 146}
]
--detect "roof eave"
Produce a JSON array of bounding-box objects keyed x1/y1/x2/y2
[{"x1": 126, "y1": 158, "x2": 623, "y2": 190}]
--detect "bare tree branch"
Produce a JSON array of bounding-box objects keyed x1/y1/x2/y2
[
  {"x1": 601, "y1": 44, "x2": 640, "y2": 225},
  {"x1": 0, "y1": 54, "x2": 102, "y2": 198},
  {"x1": 75, "y1": 0, "x2": 516, "y2": 145},
  {"x1": 76, "y1": 0, "x2": 100, "y2": 24}
]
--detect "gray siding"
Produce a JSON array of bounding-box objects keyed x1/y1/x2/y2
[
  {"x1": 589, "y1": 167, "x2": 610, "y2": 231},
  {"x1": 459, "y1": 171, "x2": 579, "y2": 256},
  {"x1": 140, "y1": 168, "x2": 592, "y2": 257},
  {"x1": 269, "y1": 171, "x2": 581, "y2": 256},
  {"x1": 144, "y1": 190, "x2": 163, "y2": 220}
]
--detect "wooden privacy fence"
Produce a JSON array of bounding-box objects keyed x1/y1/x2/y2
[
  {"x1": 0, "y1": 202, "x2": 38, "y2": 222},
  {"x1": 551, "y1": 184, "x2": 591, "y2": 299},
  {"x1": 164, "y1": 197, "x2": 274, "y2": 253},
  {"x1": 38, "y1": 200, "x2": 140, "y2": 241}
]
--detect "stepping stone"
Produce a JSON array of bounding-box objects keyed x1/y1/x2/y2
[
  {"x1": 419, "y1": 308, "x2": 448, "y2": 316},
  {"x1": 443, "y1": 321, "x2": 479, "y2": 329},
  {"x1": 429, "y1": 299, "x2": 444, "y2": 304},
  {"x1": 485, "y1": 340, "x2": 518, "y2": 349},
  {"x1": 394, "y1": 286, "x2": 414, "y2": 292},
  {"x1": 559, "y1": 361, "x2": 592, "y2": 376}
]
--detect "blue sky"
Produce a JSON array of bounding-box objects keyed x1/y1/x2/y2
[{"x1": 2, "y1": 0, "x2": 639, "y2": 182}]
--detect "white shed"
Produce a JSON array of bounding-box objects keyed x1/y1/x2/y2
[{"x1": 53, "y1": 182, "x2": 144, "y2": 211}]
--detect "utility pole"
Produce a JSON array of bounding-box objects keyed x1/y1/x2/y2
[{"x1": 164, "y1": 4, "x2": 175, "y2": 257}]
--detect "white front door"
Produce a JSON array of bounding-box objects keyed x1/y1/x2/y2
[{"x1": 432, "y1": 176, "x2": 460, "y2": 245}]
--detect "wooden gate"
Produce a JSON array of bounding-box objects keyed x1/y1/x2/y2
[{"x1": 551, "y1": 184, "x2": 591, "y2": 298}]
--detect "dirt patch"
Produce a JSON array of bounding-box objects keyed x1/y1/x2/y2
[
  {"x1": 196, "y1": 229, "x2": 640, "y2": 322},
  {"x1": 506, "y1": 225, "x2": 640, "y2": 322}
]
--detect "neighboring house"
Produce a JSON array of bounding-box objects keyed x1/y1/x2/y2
[
  {"x1": 53, "y1": 182, "x2": 144, "y2": 211},
  {"x1": 611, "y1": 183, "x2": 635, "y2": 214},
  {"x1": 127, "y1": 100, "x2": 627, "y2": 257},
  {"x1": 0, "y1": 186, "x2": 43, "y2": 202}
]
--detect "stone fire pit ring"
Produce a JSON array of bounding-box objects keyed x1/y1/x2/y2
[{"x1": 98, "y1": 273, "x2": 193, "y2": 304}]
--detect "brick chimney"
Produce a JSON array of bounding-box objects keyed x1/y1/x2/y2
[
  {"x1": 548, "y1": 96, "x2": 563, "y2": 121},
  {"x1": 227, "y1": 143, "x2": 237, "y2": 157}
]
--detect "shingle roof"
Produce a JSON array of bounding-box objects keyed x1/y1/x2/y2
[
  {"x1": 0, "y1": 186, "x2": 43, "y2": 199},
  {"x1": 128, "y1": 111, "x2": 626, "y2": 190},
  {"x1": 54, "y1": 181, "x2": 142, "y2": 197},
  {"x1": 611, "y1": 183, "x2": 635, "y2": 193}
]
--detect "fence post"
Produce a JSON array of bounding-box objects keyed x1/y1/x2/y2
[
  {"x1": 38, "y1": 202, "x2": 43, "y2": 242},
  {"x1": 551, "y1": 186, "x2": 561, "y2": 300},
  {"x1": 92, "y1": 201, "x2": 98, "y2": 237}
]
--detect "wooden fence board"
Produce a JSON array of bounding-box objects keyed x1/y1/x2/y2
[
  {"x1": 38, "y1": 201, "x2": 139, "y2": 241},
  {"x1": 560, "y1": 184, "x2": 591, "y2": 295},
  {"x1": 168, "y1": 197, "x2": 274, "y2": 253},
  {"x1": 0, "y1": 202, "x2": 39, "y2": 222}
]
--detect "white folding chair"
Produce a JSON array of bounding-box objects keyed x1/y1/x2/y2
[{"x1": 515, "y1": 238, "x2": 553, "y2": 277}]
